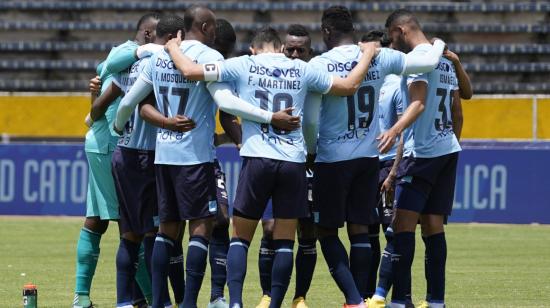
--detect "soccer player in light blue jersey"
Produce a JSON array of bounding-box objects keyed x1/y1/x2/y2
[
  {"x1": 377, "y1": 10, "x2": 466, "y2": 308},
  {"x1": 73, "y1": 12, "x2": 161, "y2": 308},
  {"x1": 91, "y1": 15, "x2": 188, "y2": 308},
  {"x1": 301, "y1": 6, "x2": 445, "y2": 308},
  {"x1": 164, "y1": 25, "x2": 378, "y2": 308}
]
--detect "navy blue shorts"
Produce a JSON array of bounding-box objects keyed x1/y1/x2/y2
[
  {"x1": 156, "y1": 162, "x2": 217, "y2": 223},
  {"x1": 262, "y1": 202, "x2": 274, "y2": 220},
  {"x1": 376, "y1": 159, "x2": 395, "y2": 225},
  {"x1": 395, "y1": 152, "x2": 459, "y2": 215},
  {"x1": 313, "y1": 157, "x2": 379, "y2": 228},
  {"x1": 233, "y1": 157, "x2": 308, "y2": 220},
  {"x1": 111, "y1": 147, "x2": 157, "y2": 235}
]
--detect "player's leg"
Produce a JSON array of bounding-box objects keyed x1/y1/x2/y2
[
  {"x1": 169, "y1": 223, "x2": 185, "y2": 306},
  {"x1": 177, "y1": 162, "x2": 217, "y2": 308},
  {"x1": 228, "y1": 157, "x2": 273, "y2": 308},
  {"x1": 258, "y1": 211, "x2": 275, "y2": 306},
  {"x1": 209, "y1": 160, "x2": 230, "y2": 307},
  {"x1": 151, "y1": 164, "x2": 182, "y2": 308},
  {"x1": 417, "y1": 153, "x2": 458, "y2": 308},
  {"x1": 293, "y1": 218, "x2": 317, "y2": 307},
  {"x1": 112, "y1": 147, "x2": 152, "y2": 308},
  {"x1": 314, "y1": 161, "x2": 363, "y2": 306},
  {"x1": 347, "y1": 158, "x2": 379, "y2": 301},
  {"x1": 390, "y1": 157, "x2": 435, "y2": 308},
  {"x1": 268, "y1": 160, "x2": 308, "y2": 308},
  {"x1": 74, "y1": 151, "x2": 116, "y2": 308}
]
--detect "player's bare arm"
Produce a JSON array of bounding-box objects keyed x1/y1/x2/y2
[
  {"x1": 451, "y1": 89, "x2": 463, "y2": 140},
  {"x1": 219, "y1": 110, "x2": 242, "y2": 148},
  {"x1": 90, "y1": 83, "x2": 122, "y2": 121},
  {"x1": 378, "y1": 81, "x2": 427, "y2": 153},
  {"x1": 327, "y1": 42, "x2": 378, "y2": 96},
  {"x1": 444, "y1": 49, "x2": 473, "y2": 99},
  {"x1": 138, "y1": 94, "x2": 196, "y2": 133},
  {"x1": 381, "y1": 115, "x2": 405, "y2": 193}
]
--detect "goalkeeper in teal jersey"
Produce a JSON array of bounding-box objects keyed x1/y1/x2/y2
[{"x1": 73, "y1": 13, "x2": 163, "y2": 308}]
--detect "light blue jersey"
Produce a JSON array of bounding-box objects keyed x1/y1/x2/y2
[
  {"x1": 113, "y1": 57, "x2": 157, "y2": 151},
  {"x1": 378, "y1": 74, "x2": 404, "y2": 161},
  {"x1": 309, "y1": 45, "x2": 405, "y2": 163},
  {"x1": 404, "y1": 44, "x2": 461, "y2": 158},
  {"x1": 85, "y1": 40, "x2": 139, "y2": 154},
  {"x1": 217, "y1": 53, "x2": 332, "y2": 162},
  {"x1": 141, "y1": 40, "x2": 223, "y2": 165}
]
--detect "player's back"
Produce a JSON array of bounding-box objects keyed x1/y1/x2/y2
[
  {"x1": 378, "y1": 74, "x2": 403, "y2": 161},
  {"x1": 406, "y1": 45, "x2": 461, "y2": 158},
  {"x1": 114, "y1": 57, "x2": 157, "y2": 151},
  {"x1": 146, "y1": 40, "x2": 223, "y2": 165},
  {"x1": 310, "y1": 45, "x2": 405, "y2": 162},
  {"x1": 222, "y1": 53, "x2": 330, "y2": 162}
]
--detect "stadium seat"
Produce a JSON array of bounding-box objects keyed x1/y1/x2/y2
[
  {"x1": 0, "y1": 2, "x2": 549, "y2": 13},
  {"x1": 2, "y1": 21, "x2": 549, "y2": 34},
  {"x1": 0, "y1": 59, "x2": 99, "y2": 70}
]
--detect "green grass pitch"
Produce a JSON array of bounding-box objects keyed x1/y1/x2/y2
[{"x1": 1, "y1": 217, "x2": 549, "y2": 307}]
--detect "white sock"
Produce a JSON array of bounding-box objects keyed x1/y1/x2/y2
[
  {"x1": 429, "y1": 302, "x2": 445, "y2": 308},
  {"x1": 390, "y1": 302, "x2": 406, "y2": 308}
]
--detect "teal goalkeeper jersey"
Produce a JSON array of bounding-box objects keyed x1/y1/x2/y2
[
  {"x1": 85, "y1": 40, "x2": 139, "y2": 154},
  {"x1": 404, "y1": 44, "x2": 462, "y2": 158},
  {"x1": 113, "y1": 57, "x2": 157, "y2": 151},
  {"x1": 308, "y1": 45, "x2": 406, "y2": 163},
  {"x1": 216, "y1": 53, "x2": 333, "y2": 163},
  {"x1": 141, "y1": 40, "x2": 223, "y2": 165}
]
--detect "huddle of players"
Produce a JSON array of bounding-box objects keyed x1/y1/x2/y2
[{"x1": 75, "y1": 4, "x2": 471, "y2": 308}]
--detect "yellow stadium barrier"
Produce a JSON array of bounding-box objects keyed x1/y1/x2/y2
[{"x1": 1, "y1": 93, "x2": 549, "y2": 140}]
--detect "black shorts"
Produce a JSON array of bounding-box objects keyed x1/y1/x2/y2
[
  {"x1": 111, "y1": 147, "x2": 157, "y2": 235},
  {"x1": 214, "y1": 160, "x2": 229, "y2": 211},
  {"x1": 156, "y1": 162, "x2": 217, "y2": 223},
  {"x1": 313, "y1": 157, "x2": 379, "y2": 228},
  {"x1": 395, "y1": 152, "x2": 459, "y2": 215},
  {"x1": 376, "y1": 159, "x2": 395, "y2": 225},
  {"x1": 233, "y1": 157, "x2": 308, "y2": 220}
]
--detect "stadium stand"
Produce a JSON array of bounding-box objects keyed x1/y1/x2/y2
[{"x1": 0, "y1": 0, "x2": 549, "y2": 93}]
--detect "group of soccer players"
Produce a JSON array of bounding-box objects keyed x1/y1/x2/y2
[{"x1": 75, "y1": 4, "x2": 471, "y2": 308}]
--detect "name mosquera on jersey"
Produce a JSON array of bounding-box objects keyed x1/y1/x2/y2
[{"x1": 154, "y1": 58, "x2": 196, "y2": 84}]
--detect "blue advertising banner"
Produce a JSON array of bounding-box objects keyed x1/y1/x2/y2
[{"x1": 1, "y1": 142, "x2": 549, "y2": 224}]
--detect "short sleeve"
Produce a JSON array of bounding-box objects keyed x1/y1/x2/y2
[
  {"x1": 409, "y1": 72, "x2": 428, "y2": 84},
  {"x1": 304, "y1": 61, "x2": 332, "y2": 94},
  {"x1": 379, "y1": 48, "x2": 406, "y2": 76},
  {"x1": 140, "y1": 57, "x2": 153, "y2": 84},
  {"x1": 218, "y1": 55, "x2": 249, "y2": 82}
]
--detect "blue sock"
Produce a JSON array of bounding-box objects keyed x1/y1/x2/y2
[
  {"x1": 390, "y1": 232, "x2": 415, "y2": 303},
  {"x1": 294, "y1": 238, "x2": 317, "y2": 299},
  {"x1": 209, "y1": 226, "x2": 229, "y2": 302},
  {"x1": 152, "y1": 233, "x2": 173, "y2": 308},
  {"x1": 320, "y1": 235, "x2": 362, "y2": 305},
  {"x1": 227, "y1": 238, "x2": 249, "y2": 307},
  {"x1": 375, "y1": 226, "x2": 394, "y2": 298},
  {"x1": 143, "y1": 236, "x2": 155, "y2": 279},
  {"x1": 422, "y1": 235, "x2": 431, "y2": 301},
  {"x1": 425, "y1": 233, "x2": 446, "y2": 303},
  {"x1": 366, "y1": 225, "x2": 381, "y2": 298},
  {"x1": 169, "y1": 239, "x2": 185, "y2": 305},
  {"x1": 116, "y1": 238, "x2": 140, "y2": 307},
  {"x1": 269, "y1": 239, "x2": 294, "y2": 308},
  {"x1": 350, "y1": 233, "x2": 372, "y2": 299},
  {"x1": 258, "y1": 237, "x2": 274, "y2": 296},
  {"x1": 182, "y1": 236, "x2": 209, "y2": 308}
]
